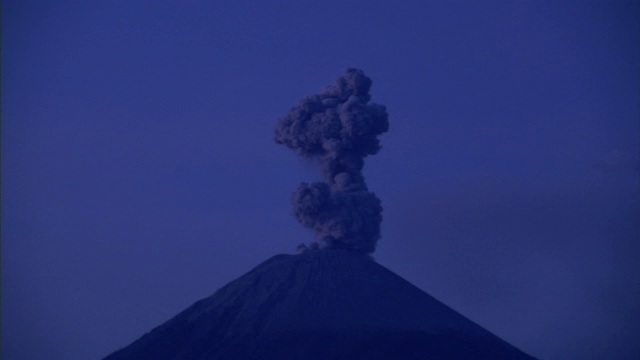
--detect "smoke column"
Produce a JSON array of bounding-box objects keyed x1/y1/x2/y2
[{"x1": 275, "y1": 69, "x2": 389, "y2": 254}]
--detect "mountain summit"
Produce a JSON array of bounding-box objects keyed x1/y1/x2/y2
[{"x1": 104, "y1": 250, "x2": 536, "y2": 359}]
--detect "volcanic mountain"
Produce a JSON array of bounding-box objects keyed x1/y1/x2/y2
[{"x1": 103, "y1": 249, "x2": 536, "y2": 359}]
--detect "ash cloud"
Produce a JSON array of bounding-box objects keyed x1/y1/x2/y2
[{"x1": 275, "y1": 69, "x2": 389, "y2": 254}]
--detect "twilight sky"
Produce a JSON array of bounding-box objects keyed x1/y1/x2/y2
[{"x1": 2, "y1": 1, "x2": 639, "y2": 359}]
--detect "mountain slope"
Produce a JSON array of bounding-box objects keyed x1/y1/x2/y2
[{"x1": 104, "y1": 250, "x2": 537, "y2": 360}]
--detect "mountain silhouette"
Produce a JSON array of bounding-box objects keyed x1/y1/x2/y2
[{"x1": 104, "y1": 249, "x2": 537, "y2": 359}]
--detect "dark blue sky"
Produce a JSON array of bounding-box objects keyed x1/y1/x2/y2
[{"x1": 2, "y1": 1, "x2": 638, "y2": 359}]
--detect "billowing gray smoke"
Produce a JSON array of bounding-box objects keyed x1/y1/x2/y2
[{"x1": 275, "y1": 69, "x2": 389, "y2": 254}]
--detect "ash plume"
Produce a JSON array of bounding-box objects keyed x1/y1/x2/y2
[{"x1": 275, "y1": 69, "x2": 389, "y2": 254}]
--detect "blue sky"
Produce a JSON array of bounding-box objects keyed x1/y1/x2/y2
[{"x1": 2, "y1": 1, "x2": 639, "y2": 359}]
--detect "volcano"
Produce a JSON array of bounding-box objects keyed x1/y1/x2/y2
[{"x1": 103, "y1": 249, "x2": 536, "y2": 359}]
